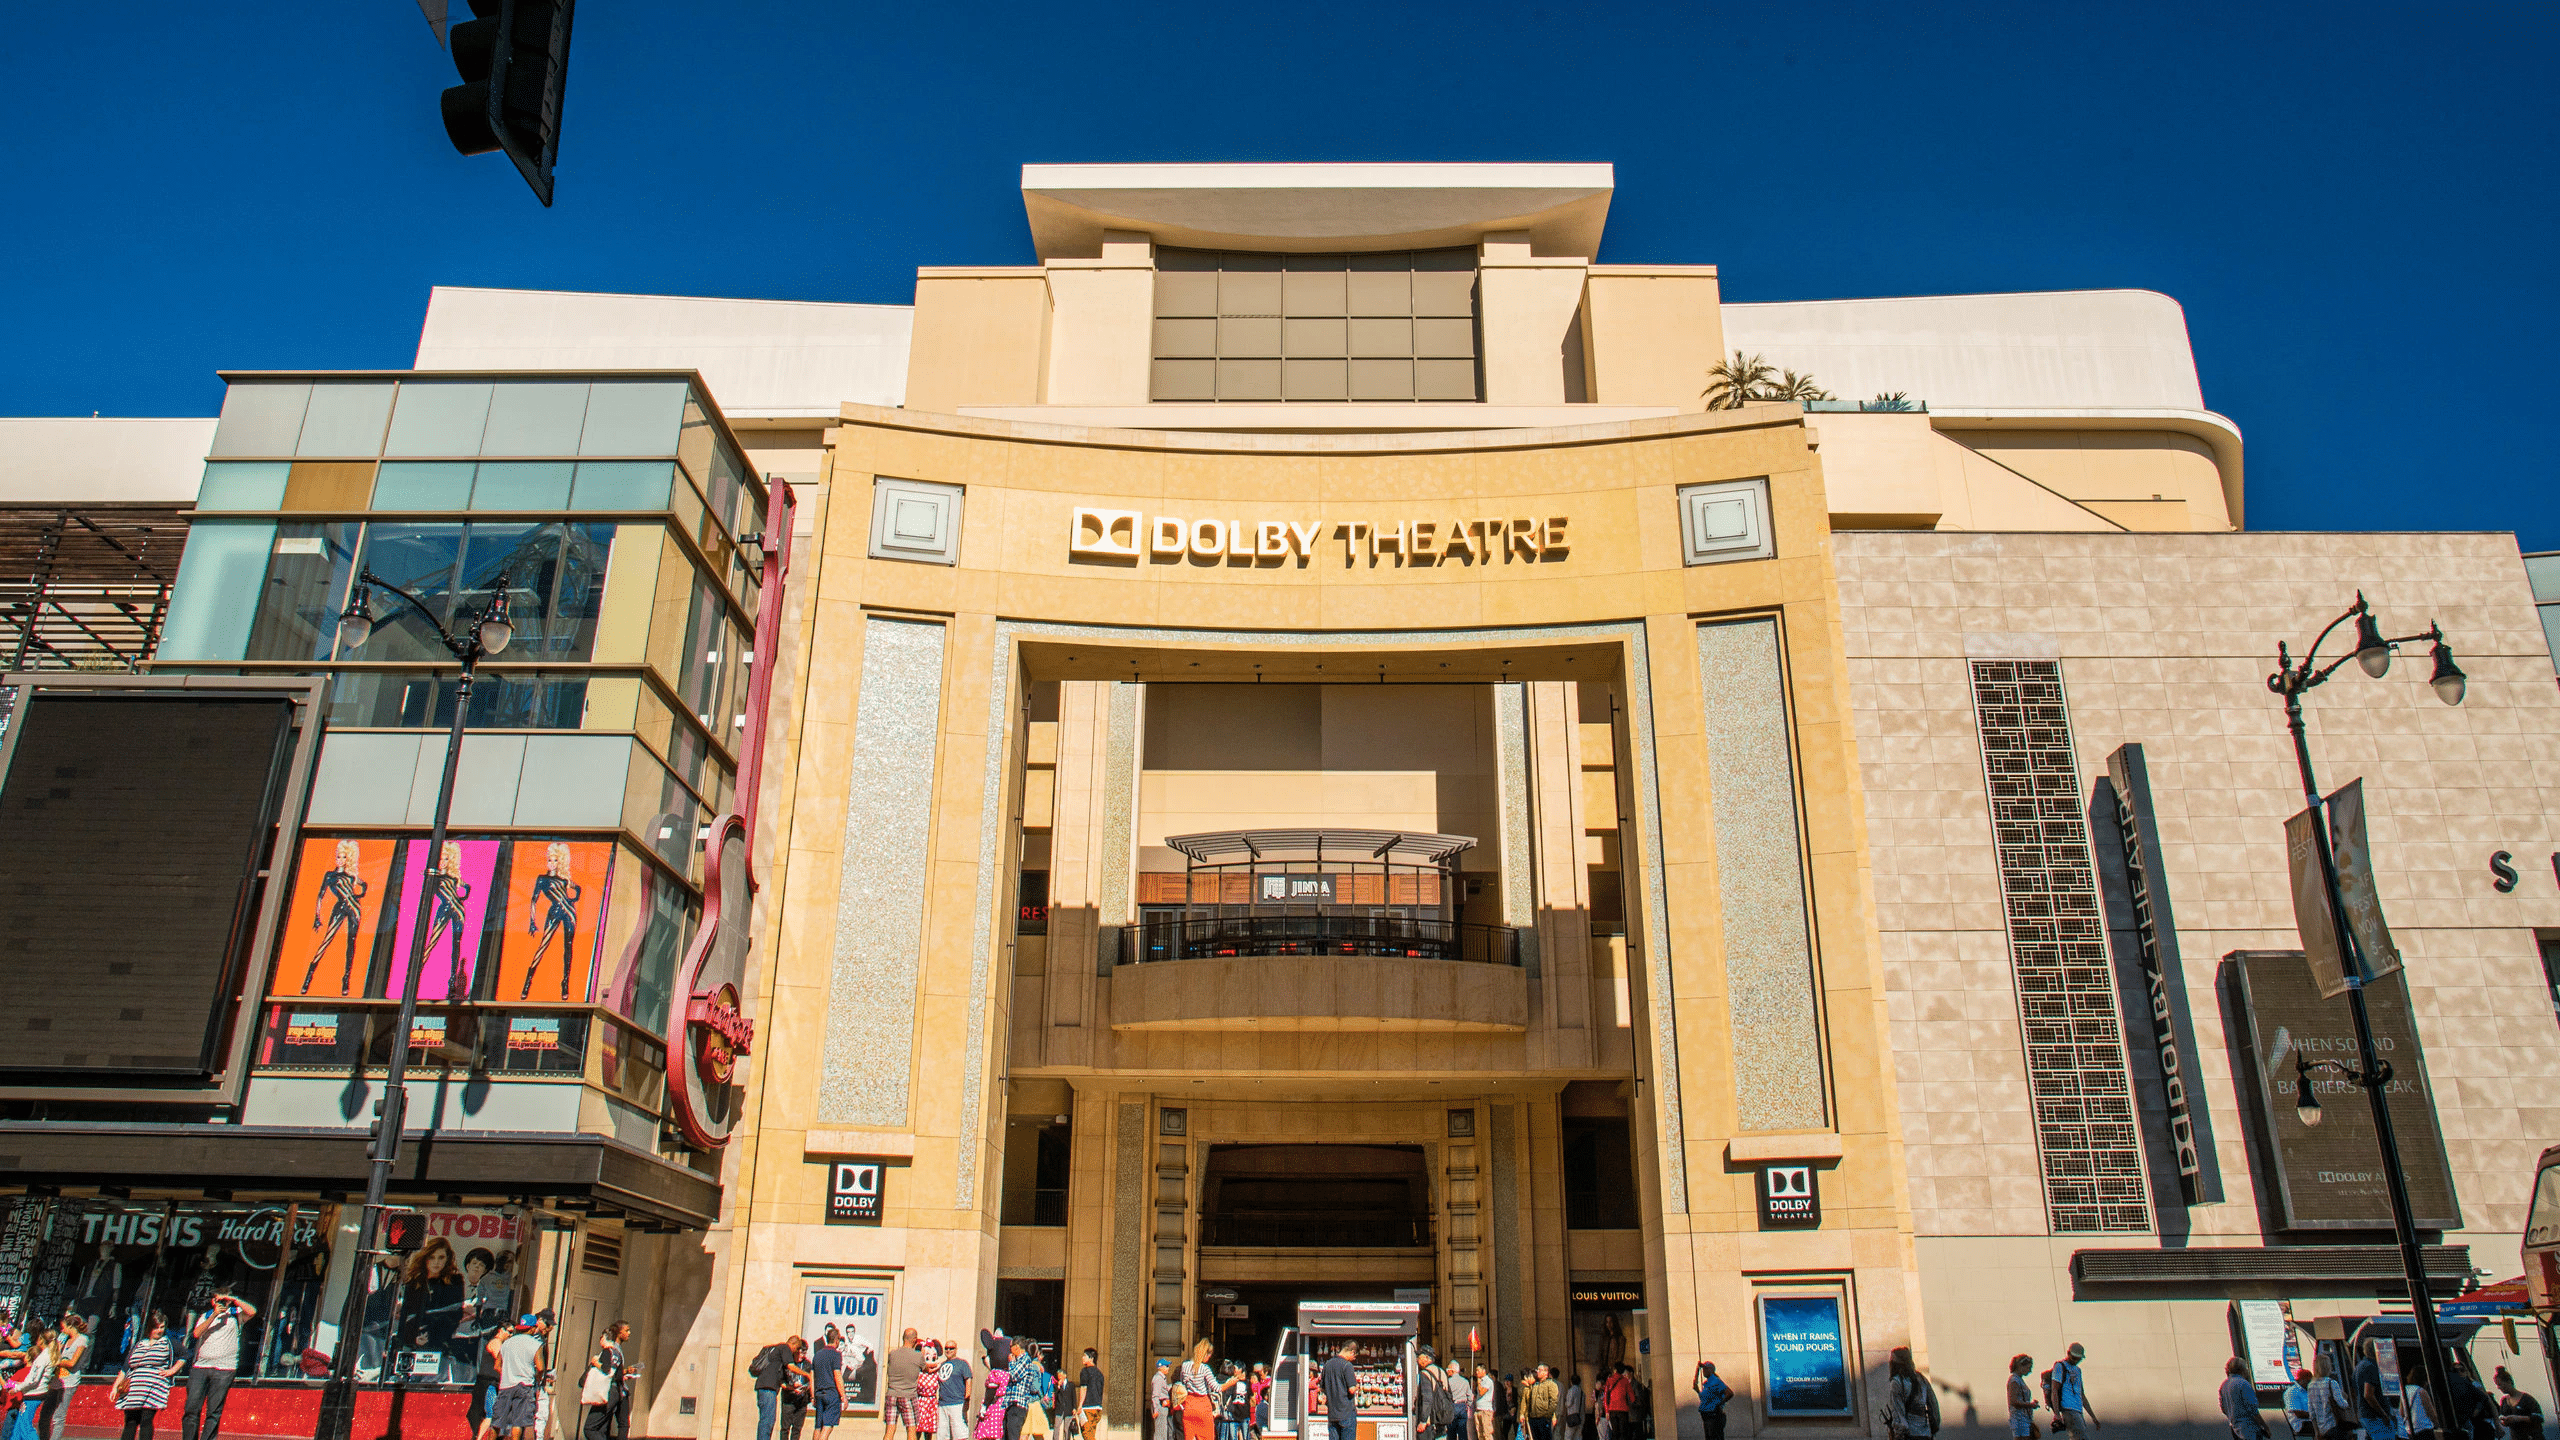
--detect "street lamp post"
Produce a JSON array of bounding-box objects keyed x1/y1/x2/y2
[
  {"x1": 2267, "y1": 590, "x2": 2465, "y2": 1436},
  {"x1": 313, "y1": 569, "x2": 513, "y2": 1440}
]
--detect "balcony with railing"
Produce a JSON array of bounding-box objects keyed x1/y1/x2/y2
[{"x1": 1109, "y1": 828, "x2": 1529, "y2": 1031}]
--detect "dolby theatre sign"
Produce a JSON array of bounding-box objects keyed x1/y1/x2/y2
[{"x1": 1070, "y1": 507, "x2": 1569, "y2": 567}]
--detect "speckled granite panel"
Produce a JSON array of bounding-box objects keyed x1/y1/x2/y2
[
  {"x1": 1696, "y1": 616, "x2": 1828, "y2": 1131},
  {"x1": 1112, "y1": 1101, "x2": 1146, "y2": 1424},
  {"x1": 1489, "y1": 1103, "x2": 1523, "y2": 1364},
  {"x1": 1100, "y1": 683, "x2": 1139, "y2": 924},
  {"x1": 956, "y1": 628, "x2": 1017, "y2": 1208},
  {"x1": 819, "y1": 616, "x2": 947, "y2": 1126}
]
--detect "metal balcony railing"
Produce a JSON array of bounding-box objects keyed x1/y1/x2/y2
[
  {"x1": 1128, "y1": 915, "x2": 1522, "y2": 966},
  {"x1": 1200, "y1": 1212, "x2": 1435, "y2": 1248}
]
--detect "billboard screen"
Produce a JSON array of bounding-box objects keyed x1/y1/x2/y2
[
  {"x1": 0, "y1": 693, "x2": 297, "y2": 1077},
  {"x1": 271, "y1": 835, "x2": 615, "y2": 1004},
  {"x1": 2231, "y1": 949, "x2": 2461, "y2": 1231}
]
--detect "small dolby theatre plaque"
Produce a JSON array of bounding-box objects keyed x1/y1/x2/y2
[
  {"x1": 1757, "y1": 1163, "x2": 1820, "y2": 1228},
  {"x1": 827, "y1": 1160, "x2": 886, "y2": 1226}
]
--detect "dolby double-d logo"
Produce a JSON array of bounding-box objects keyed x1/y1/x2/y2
[{"x1": 1758, "y1": 1163, "x2": 1821, "y2": 1228}]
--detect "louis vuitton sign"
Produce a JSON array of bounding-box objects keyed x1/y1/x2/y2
[{"x1": 1070, "y1": 507, "x2": 1569, "y2": 567}]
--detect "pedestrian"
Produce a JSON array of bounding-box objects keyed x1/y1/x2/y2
[
  {"x1": 1182, "y1": 1339, "x2": 1221, "y2": 1440},
  {"x1": 1008, "y1": 1334, "x2": 1046, "y2": 1440},
  {"x1": 2307, "y1": 1354, "x2": 2352, "y2": 1440},
  {"x1": 940, "y1": 1338, "x2": 974, "y2": 1440},
  {"x1": 1075, "y1": 1342, "x2": 1105, "y2": 1434},
  {"x1": 750, "y1": 1334, "x2": 806, "y2": 1440},
  {"x1": 1886, "y1": 1349, "x2": 1937, "y2": 1440},
  {"x1": 812, "y1": 1327, "x2": 846, "y2": 1440},
  {"x1": 2494, "y1": 1368, "x2": 2543, "y2": 1440},
  {"x1": 1025, "y1": 1351, "x2": 1053, "y2": 1440},
  {"x1": 2452, "y1": 1364, "x2": 2499, "y2": 1440},
  {"x1": 2401, "y1": 1361, "x2": 2439, "y2": 1440},
  {"x1": 1152, "y1": 1357, "x2": 1177, "y2": 1440},
  {"x1": 1252, "y1": 1363, "x2": 1272, "y2": 1433},
  {"x1": 2045, "y1": 1344, "x2": 2100, "y2": 1439},
  {"x1": 1524, "y1": 1364, "x2": 1560, "y2": 1440},
  {"x1": 1692, "y1": 1362, "x2": 1728, "y2": 1440},
  {"x1": 783, "y1": 1349, "x2": 817, "y2": 1440},
  {"x1": 1560, "y1": 1368, "x2": 1585, "y2": 1440},
  {"x1": 589, "y1": 1321, "x2": 637, "y2": 1440},
  {"x1": 182, "y1": 1284, "x2": 256, "y2": 1440},
  {"x1": 10, "y1": 1319, "x2": 55, "y2": 1440},
  {"x1": 886, "y1": 1331, "x2": 927, "y2": 1440},
  {"x1": 493, "y1": 1312, "x2": 551, "y2": 1440},
  {"x1": 2222, "y1": 1358, "x2": 2271, "y2": 1440},
  {"x1": 33, "y1": 1315, "x2": 88, "y2": 1440},
  {"x1": 1223, "y1": 1360, "x2": 1252, "y2": 1440},
  {"x1": 473, "y1": 1318, "x2": 515, "y2": 1440},
  {"x1": 1475, "y1": 1366, "x2": 1499, "y2": 1440},
  {"x1": 2353, "y1": 1344, "x2": 2392, "y2": 1440},
  {"x1": 1417, "y1": 1348, "x2": 1452, "y2": 1440},
  {"x1": 2006, "y1": 1356, "x2": 2040, "y2": 1440},
  {"x1": 113, "y1": 1312, "x2": 179, "y2": 1440},
  {"x1": 1445, "y1": 1361, "x2": 1471, "y2": 1440},
  {"x1": 1321, "y1": 1342, "x2": 1359, "y2": 1440},
  {"x1": 1597, "y1": 1366, "x2": 1629, "y2": 1440},
  {"x1": 2284, "y1": 1368, "x2": 2315, "y2": 1440}
]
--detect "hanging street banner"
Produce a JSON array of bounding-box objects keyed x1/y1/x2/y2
[{"x1": 2287, "y1": 778, "x2": 2403, "y2": 1000}]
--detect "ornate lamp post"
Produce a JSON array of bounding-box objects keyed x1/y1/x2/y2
[
  {"x1": 313, "y1": 570, "x2": 512, "y2": 1440},
  {"x1": 2268, "y1": 590, "x2": 2464, "y2": 1433}
]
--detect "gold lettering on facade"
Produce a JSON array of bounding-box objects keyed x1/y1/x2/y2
[{"x1": 1080, "y1": 511, "x2": 1565, "y2": 568}]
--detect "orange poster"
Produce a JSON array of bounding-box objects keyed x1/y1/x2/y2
[
  {"x1": 491, "y1": 840, "x2": 614, "y2": 1003},
  {"x1": 275, "y1": 837, "x2": 399, "y2": 999}
]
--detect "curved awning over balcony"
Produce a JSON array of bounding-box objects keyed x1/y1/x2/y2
[{"x1": 1162, "y1": 828, "x2": 1476, "y2": 867}]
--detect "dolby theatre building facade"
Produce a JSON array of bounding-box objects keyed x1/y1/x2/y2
[
  {"x1": 55, "y1": 164, "x2": 2560, "y2": 1439},
  {"x1": 646, "y1": 166, "x2": 2560, "y2": 1439}
]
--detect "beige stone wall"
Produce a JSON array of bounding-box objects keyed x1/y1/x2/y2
[
  {"x1": 1836, "y1": 529, "x2": 2560, "y2": 1431},
  {"x1": 906, "y1": 270, "x2": 1050, "y2": 413},
  {"x1": 684, "y1": 405, "x2": 1922, "y2": 1438}
]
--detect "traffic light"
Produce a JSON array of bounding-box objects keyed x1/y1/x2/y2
[
  {"x1": 441, "y1": 0, "x2": 574, "y2": 206},
  {"x1": 379, "y1": 1210, "x2": 427, "y2": 1253}
]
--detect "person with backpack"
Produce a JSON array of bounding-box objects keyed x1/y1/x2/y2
[
  {"x1": 1423, "y1": 1342, "x2": 1464, "y2": 1434},
  {"x1": 750, "y1": 1335, "x2": 809, "y2": 1440},
  {"x1": 2045, "y1": 1344, "x2": 2099, "y2": 1440},
  {"x1": 2221, "y1": 1358, "x2": 2270, "y2": 1440},
  {"x1": 1886, "y1": 1349, "x2": 1937, "y2": 1440},
  {"x1": 1692, "y1": 1362, "x2": 1729, "y2": 1440}
]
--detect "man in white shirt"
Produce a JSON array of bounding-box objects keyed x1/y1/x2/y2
[
  {"x1": 495, "y1": 1312, "x2": 553, "y2": 1440},
  {"x1": 184, "y1": 1286, "x2": 258, "y2": 1440}
]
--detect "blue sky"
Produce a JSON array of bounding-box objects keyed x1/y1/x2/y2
[{"x1": 5, "y1": 3, "x2": 2554, "y2": 545}]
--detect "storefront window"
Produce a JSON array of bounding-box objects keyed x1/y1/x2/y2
[
  {"x1": 324, "y1": 669, "x2": 590, "y2": 730},
  {"x1": 0, "y1": 1198, "x2": 334, "y2": 1377}
]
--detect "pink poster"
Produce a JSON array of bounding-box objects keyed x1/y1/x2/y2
[{"x1": 387, "y1": 838, "x2": 502, "y2": 1001}]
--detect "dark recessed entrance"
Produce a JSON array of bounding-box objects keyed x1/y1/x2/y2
[{"x1": 1197, "y1": 1145, "x2": 1438, "y2": 1360}]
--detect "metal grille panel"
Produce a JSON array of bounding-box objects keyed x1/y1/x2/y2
[{"x1": 1969, "y1": 660, "x2": 2152, "y2": 1233}]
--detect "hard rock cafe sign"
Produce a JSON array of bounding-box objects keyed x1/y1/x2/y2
[{"x1": 668, "y1": 480, "x2": 796, "y2": 1150}]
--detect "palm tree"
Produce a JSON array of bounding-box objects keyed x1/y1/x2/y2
[
  {"x1": 1864, "y1": 391, "x2": 1915, "y2": 412},
  {"x1": 1766, "y1": 370, "x2": 1833, "y2": 404},
  {"x1": 1703, "y1": 351, "x2": 1777, "y2": 410}
]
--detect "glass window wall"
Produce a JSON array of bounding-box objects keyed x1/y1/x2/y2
[
  {"x1": 244, "y1": 523, "x2": 360, "y2": 664},
  {"x1": 342, "y1": 521, "x2": 613, "y2": 666}
]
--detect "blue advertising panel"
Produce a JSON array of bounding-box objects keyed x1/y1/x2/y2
[{"x1": 1758, "y1": 1294, "x2": 1852, "y2": 1416}]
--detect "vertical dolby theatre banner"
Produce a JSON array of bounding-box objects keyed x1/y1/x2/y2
[{"x1": 1757, "y1": 1294, "x2": 1851, "y2": 1416}]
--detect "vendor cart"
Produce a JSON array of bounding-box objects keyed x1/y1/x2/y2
[{"x1": 1265, "y1": 1302, "x2": 1420, "y2": 1440}]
